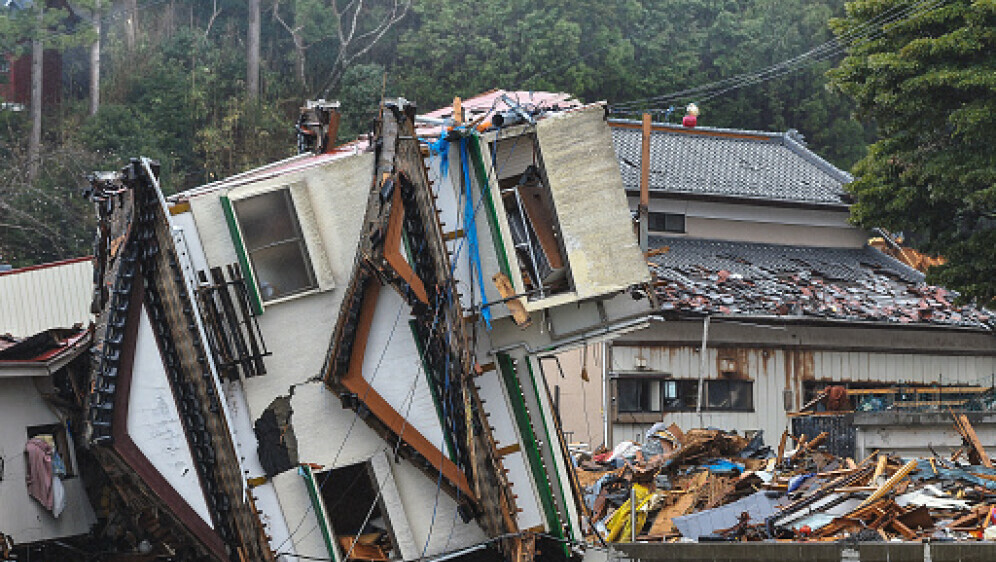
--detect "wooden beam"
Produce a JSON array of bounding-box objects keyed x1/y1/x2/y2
[
  {"x1": 954, "y1": 413, "x2": 993, "y2": 468},
  {"x1": 492, "y1": 272, "x2": 531, "y2": 327},
  {"x1": 855, "y1": 459, "x2": 918, "y2": 509}
]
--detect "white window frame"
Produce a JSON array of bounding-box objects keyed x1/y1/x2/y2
[{"x1": 224, "y1": 179, "x2": 335, "y2": 311}]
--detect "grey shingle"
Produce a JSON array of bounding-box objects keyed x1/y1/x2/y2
[{"x1": 610, "y1": 122, "x2": 852, "y2": 205}]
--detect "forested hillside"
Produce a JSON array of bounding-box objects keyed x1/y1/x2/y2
[{"x1": 2, "y1": 0, "x2": 870, "y2": 266}]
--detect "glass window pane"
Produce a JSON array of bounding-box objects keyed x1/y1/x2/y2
[
  {"x1": 251, "y1": 241, "x2": 316, "y2": 301},
  {"x1": 617, "y1": 380, "x2": 642, "y2": 413},
  {"x1": 235, "y1": 191, "x2": 300, "y2": 251},
  {"x1": 705, "y1": 380, "x2": 753, "y2": 411},
  {"x1": 730, "y1": 381, "x2": 753, "y2": 410},
  {"x1": 664, "y1": 213, "x2": 685, "y2": 233}
]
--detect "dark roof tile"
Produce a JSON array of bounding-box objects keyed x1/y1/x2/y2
[
  {"x1": 610, "y1": 122, "x2": 852, "y2": 205},
  {"x1": 648, "y1": 237, "x2": 992, "y2": 329}
]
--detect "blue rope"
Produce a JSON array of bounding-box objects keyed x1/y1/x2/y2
[{"x1": 459, "y1": 137, "x2": 492, "y2": 329}]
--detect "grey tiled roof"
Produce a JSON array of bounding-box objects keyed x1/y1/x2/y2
[
  {"x1": 648, "y1": 236, "x2": 994, "y2": 329},
  {"x1": 610, "y1": 122, "x2": 852, "y2": 206}
]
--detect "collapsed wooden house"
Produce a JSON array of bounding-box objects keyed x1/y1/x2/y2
[{"x1": 74, "y1": 94, "x2": 653, "y2": 561}]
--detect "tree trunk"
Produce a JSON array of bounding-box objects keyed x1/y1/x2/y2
[
  {"x1": 125, "y1": 0, "x2": 137, "y2": 51},
  {"x1": 89, "y1": 0, "x2": 101, "y2": 115},
  {"x1": 295, "y1": 44, "x2": 307, "y2": 92},
  {"x1": 247, "y1": 0, "x2": 260, "y2": 99},
  {"x1": 28, "y1": 9, "x2": 43, "y2": 183}
]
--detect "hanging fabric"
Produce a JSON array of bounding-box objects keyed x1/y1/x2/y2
[{"x1": 25, "y1": 437, "x2": 54, "y2": 511}]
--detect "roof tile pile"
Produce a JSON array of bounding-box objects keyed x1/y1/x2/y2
[{"x1": 648, "y1": 237, "x2": 993, "y2": 329}]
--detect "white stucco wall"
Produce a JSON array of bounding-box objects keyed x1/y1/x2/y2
[
  {"x1": 0, "y1": 377, "x2": 96, "y2": 544},
  {"x1": 127, "y1": 306, "x2": 213, "y2": 526},
  {"x1": 183, "y1": 151, "x2": 490, "y2": 560}
]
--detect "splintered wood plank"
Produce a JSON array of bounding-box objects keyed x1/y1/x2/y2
[
  {"x1": 492, "y1": 272, "x2": 531, "y2": 327},
  {"x1": 871, "y1": 455, "x2": 888, "y2": 484},
  {"x1": 956, "y1": 414, "x2": 993, "y2": 468},
  {"x1": 649, "y1": 471, "x2": 709, "y2": 536},
  {"x1": 777, "y1": 430, "x2": 789, "y2": 465}
]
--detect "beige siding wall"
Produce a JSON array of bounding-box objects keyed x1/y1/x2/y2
[
  {"x1": 0, "y1": 258, "x2": 92, "y2": 336},
  {"x1": 549, "y1": 320, "x2": 996, "y2": 451},
  {"x1": 627, "y1": 195, "x2": 869, "y2": 248},
  {"x1": 607, "y1": 342, "x2": 996, "y2": 448}
]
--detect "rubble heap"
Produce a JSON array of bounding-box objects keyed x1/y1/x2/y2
[{"x1": 573, "y1": 415, "x2": 996, "y2": 543}]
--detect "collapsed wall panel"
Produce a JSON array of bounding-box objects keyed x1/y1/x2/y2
[{"x1": 534, "y1": 106, "x2": 650, "y2": 300}]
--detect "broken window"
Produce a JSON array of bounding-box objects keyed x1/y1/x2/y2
[
  {"x1": 232, "y1": 189, "x2": 317, "y2": 302},
  {"x1": 493, "y1": 134, "x2": 571, "y2": 299},
  {"x1": 649, "y1": 212, "x2": 686, "y2": 233},
  {"x1": 663, "y1": 379, "x2": 700, "y2": 411},
  {"x1": 318, "y1": 462, "x2": 398, "y2": 561}
]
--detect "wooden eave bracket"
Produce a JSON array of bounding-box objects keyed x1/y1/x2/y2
[{"x1": 383, "y1": 183, "x2": 429, "y2": 305}]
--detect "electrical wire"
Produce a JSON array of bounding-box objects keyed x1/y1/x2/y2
[
  {"x1": 611, "y1": 0, "x2": 939, "y2": 109},
  {"x1": 282, "y1": 104, "x2": 534, "y2": 557},
  {"x1": 610, "y1": 0, "x2": 947, "y2": 113}
]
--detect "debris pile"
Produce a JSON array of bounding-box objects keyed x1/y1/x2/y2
[
  {"x1": 574, "y1": 415, "x2": 996, "y2": 543},
  {"x1": 646, "y1": 237, "x2": 994, "y2": 329}
]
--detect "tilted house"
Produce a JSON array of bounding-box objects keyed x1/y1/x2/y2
[
  {"x1": 550, "y1": 120, "x2": 996, "y2": 459},
  {"x1": 77, "y1": 94, "x2": 652, "y2": 561}
]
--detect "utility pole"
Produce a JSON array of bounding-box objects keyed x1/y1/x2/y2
[{"x1": 639, "y1": 113, "x2": 651, "y2": 253}]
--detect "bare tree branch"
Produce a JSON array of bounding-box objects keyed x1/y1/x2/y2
[{"x1": 204, "y1": 0, "x2": 222, "y2": 40}]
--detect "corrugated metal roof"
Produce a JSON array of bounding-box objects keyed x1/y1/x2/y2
[
  {"x1": 0, "y1": 257, "x2": 93, "y2": 336},
  {"x1": 610, "y1": 121, "x2": 852, "y2": 206}
]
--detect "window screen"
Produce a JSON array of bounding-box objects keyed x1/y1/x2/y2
[
  {"x1": 234, "y1": 190, "x2": 317, "y2": 302},
  {"x1": 648, "y1": 212, "x2": 685, "y2": 233}
]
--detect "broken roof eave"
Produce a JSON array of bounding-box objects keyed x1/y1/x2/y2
[
  {"x1": 656, "y1": 312, "x2": 996, "y2": 334},
  {"x1": 625, "y1": 187, "x2": 853, "y2": 211},
  {"x1": 0, "y1": 330, "x2": 92, "y2": 374},
  {"x1": 169, "y1": 142, "x2": 370, "y2": 202}
]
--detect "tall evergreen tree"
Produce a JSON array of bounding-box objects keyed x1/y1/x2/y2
[{"x1": 829, "y1": 0, "x2": 996, "y2": 304}]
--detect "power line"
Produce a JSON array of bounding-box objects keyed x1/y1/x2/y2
[
  {"x1": 610, "y1": 0, "x2": 947, "y2": 113},
  {"x1": 611, "y1": 0, "x2": 938, "y2": 109}
]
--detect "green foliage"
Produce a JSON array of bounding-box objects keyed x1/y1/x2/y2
[
  {"x1": 829, "y1": 0, "x2": 996, "y2": 304},
  {"x1": 392, "y1": 0, "x2": 869, "y2": 169},
  {"x1": 0, "y1": 0, "x2": 903, "y2": 268}
]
